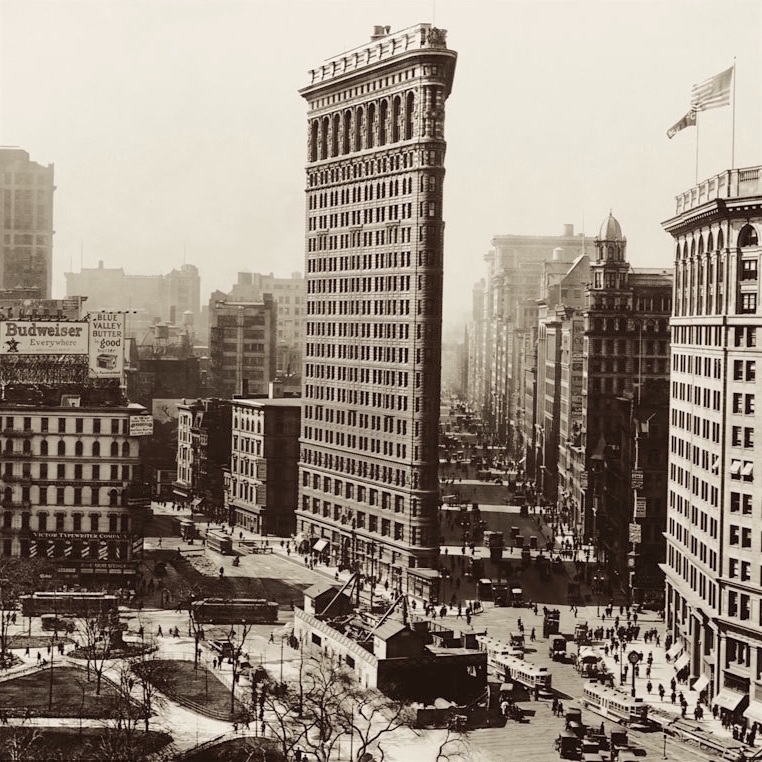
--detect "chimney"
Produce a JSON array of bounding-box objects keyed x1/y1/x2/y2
[
  {"x1": 563, "y1": 224, "x2": 574, "y2": 237},
  {"x1": 269, "y1": 380, "x2": 283, "y2": 399},
  {"x1": 371, "y1": 25, "x2": 389, "y2": 40}
]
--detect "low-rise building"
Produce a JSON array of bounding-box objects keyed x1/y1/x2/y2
[
  {"x1": 173, "y1": 398, "x2": 232, "y2": 519},
  {"x1": 0, "y1": 386, "x2": 149, "y2": 586}
]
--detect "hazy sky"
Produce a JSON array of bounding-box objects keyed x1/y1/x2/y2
[{"x1": 1, "y1": 0, "x2": 760, "y2": 327}]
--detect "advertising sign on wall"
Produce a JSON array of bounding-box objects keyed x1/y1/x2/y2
[
  {"x1": 129, "y1": 414, "x2": 154, "y2": 437},
  {"x1": 0, "y1": 321, "x2": 89, "y2": 355},
  {"x1": 88, "y1": 312, "x2": 124, "y2": 378}
]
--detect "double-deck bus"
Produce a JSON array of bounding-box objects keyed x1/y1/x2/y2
[
  {"x1": 205, "y1": 530, "x2": 233, "y2": 555},
  {"x1": 191, "y1": 598, "x2": 279, "y2": 625},
  {"x1": 581, "y1": 681, "x2": 650, "y2": 726},
  {"x1": 20, "y1": 592, "x2": 119, "y2": 618}
]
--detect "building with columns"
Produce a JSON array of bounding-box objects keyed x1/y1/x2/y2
[
  {"x1": 663, "y1": 166, "x2": 762, "y2": 715},
  {"x1": 296, "y1": 24, "x2": 457, "y2": 601}
]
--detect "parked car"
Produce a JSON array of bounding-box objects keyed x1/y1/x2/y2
[{"x1": 208, "y1": 639, "x2": 234, "y2": 659}]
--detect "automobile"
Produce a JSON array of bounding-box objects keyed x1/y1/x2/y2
[{"x1": 208, "y1": 639, "x2": 234, "y2": 659}]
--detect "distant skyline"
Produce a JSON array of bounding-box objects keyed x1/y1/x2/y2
[{"x1": 1, "y1": 0, "x2": 760, "y2": 328}]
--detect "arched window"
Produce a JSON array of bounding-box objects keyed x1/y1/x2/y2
[
  {"x1": 698, "y1": 236, "x2": 705, "y2": 256},
  {"x1": 405, "y1": 92, "x2": 415, "y2": 140},
  {"x1": 690, "y1": 239, "x2": 696, "y2": 256},
  {"x1": 355, "y1": 107, "x2": 364, "y2": 151},
  {"x1": 675, "y1": 244, "x2": 680, "y2": 260},
  {"x1": 3, "y1": 487, "x2": 11, "y2": 503},
  {"x1": 717, "y1": 229, "x2": 725, "y2": 250},
  {"x1": 309, "y1": 120, "x2": 318, "y2": 162},
  {"x1": 367, "y1": 103, "x2": 376, "y2": 148},
  {"x1": 109, "y1": 489, "x2": 119, "y2": 507},
  {"x1": 392, "y1": 96, "x2": 401, "y2": 142},
  {"x1": 75, "y1": 441, "x2": 83, "y2": 456},
  {"x1": 682, "y1": 241, "x2": 688, "y2": 259},
  {"x1": 110, "y1": 442, "x2": 119, "y2": 457},
  {"x1": 121, "y1": 442, "x2": 130, "y2": 458},
  {"x1": 57, "y1": 440, "x2": 65, "y2": 457},
  {"x1": 331, "y1": 113, "x2": 340, "y2": 157},
  {"x1": 92, "y1": 441, "x2": 100, "y2": 457},
  {"x1": 739, "y1": 224, "x2": 759, "y2": 248},
  {"x1": 320, "y1": 116, "x2": 329, "y2": 160},
  {"x1": 40, "y1": 440, "x2": 48, "y2": 456},
  {"x1": 379, "y1": 100, "x2": 388, "y2": 145},
  {"x1": 342, "y1": 111, "x2": 352, "y2": 154},
  {"x1": 22, "y1": 439, "x2": 31, "y2": 454}
]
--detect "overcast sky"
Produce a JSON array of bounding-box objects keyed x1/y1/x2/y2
[{"x1": 1, "y1": 0, "x2": 760, "y2": 328}]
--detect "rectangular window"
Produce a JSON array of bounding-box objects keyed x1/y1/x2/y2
[
  {"x1": 58, "y1": 418, "x2": 66, "y2": 433},
  {"x1": 41, "y1": 417, "x2": 48, "y2": 433}
]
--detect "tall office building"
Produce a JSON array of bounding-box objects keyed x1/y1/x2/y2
[
  {"x1": 0, "y1": 148, "x2": 55, "y2": 298},
  {"x1": 297, "y1": 24, "x2": 456, "y2": 600},
  {"x1": 663, "y1": 167, "x2": 762, "y2": 712}
]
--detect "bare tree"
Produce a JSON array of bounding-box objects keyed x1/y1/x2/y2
[
  {"x1": 260, "y1": 652, "x2": 415, "y2": 762},
  {"x1": 0, "y1": 723, "x2": 41, "y2": 762},
  {"x1": 229, "y1": 621, "x2": 253, "y2": 716},
  {"x1": 130, "y1": 646, "x2": 171, "y2": 732},
  {"x1": 75, "y1": 607, "x2": 120, "y2": 694},
  {"x1": 339, "y1": 684, "x2": 416, "y2": 762},
  {"x1": 433, "y1": 724, "x2": 469, "y2": 762}
]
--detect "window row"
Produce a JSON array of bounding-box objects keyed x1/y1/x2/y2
[
  {"x1": 1, "y1": 439, "x2": 133, "y2": 457},
  {"x1": 1, "y1": 416, "x2": 128, "y2": 435}
]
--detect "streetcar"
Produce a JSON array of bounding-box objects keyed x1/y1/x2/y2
[
  {"x1": 191, "y1": 597, "x2": 279, "y2": 625},
  {"x1": 205, "y1": 530, "x2": 233, "y2": 555},
  {"x1": 581, "y1": 681, "x2": 650, "y2": 726},
  {"x1": 492, "y1": 653, "x2": 552, "y2": 697},
  {"x1": 476, "y1": 635, "x2": 523, "y2": 673},
  {"x1": 20, "y1": 592, "x2": 118, "y2": 618}
]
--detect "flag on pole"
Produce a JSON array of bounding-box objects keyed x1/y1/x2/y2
[
  {"x1": 667, "y1": 108, "x2": 697, "y2": 139},
  {"x1": 690, "y1": 66, "x2": 734, "y2": 111}
]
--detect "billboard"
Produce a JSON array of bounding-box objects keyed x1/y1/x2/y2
[
  {"x1": 0, "y1": 321, "x2": 88, "y2": 355},
  {"x1": 129, "y1": 414, "x2": 154, "y2": 437},
  {"x1": 88, "y1": 312, "x2": 125, "y2": 379}
]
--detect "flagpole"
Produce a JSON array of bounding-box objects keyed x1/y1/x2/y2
[
  {"x1": 695, "y1": 110, "x2": 700, "y2": 184},
  {"x1": 731, "y1": 58, "x2": 737, "y2": 169}
]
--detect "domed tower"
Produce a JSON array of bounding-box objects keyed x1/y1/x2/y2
[{"x1": 591, "y1": 211, "x2": 629, "y2": 292}]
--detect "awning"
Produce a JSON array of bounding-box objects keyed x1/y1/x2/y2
[
  {"x1": 674, "y1": 652, "x2": 690, "y2": 672},
  {"x1": 191, "y1": 497, "x2": 204, "y2": 508},
  {"x1": 744, "y1": 701, "x2": 762, "y2": 724},
  {"x1": 666, "y1": 641, "x2": 683, "y2": 659},
  {"x1": 714, "y1": 689, "x2": 746, "y2": 712},
  {"x1": 312, "y1": 539, "x2": 328, "y2": 553},
  {"x1": 742, "y1": 462, "x2": 754, "y2": 477},
  {"x1": 730, "y1": 460, "x2": 742, "y2": 475},
  {"x1": 692, "y1": 674, "x2": 710, "y2": 694}
]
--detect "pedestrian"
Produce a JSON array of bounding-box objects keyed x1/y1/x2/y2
[
  {"x1": 269, "y1": 632, "x2": 274, "y2": 644},
  {"x1": 530, "y1": 627, "x2": 536, "y2": 642},
  {"x1": 646, "y1": 681, "x2": 652, "y2": 694},
  {"x1": 158, "y1": 537, "x2": 162, "y2": 547},
  {"x1": 658, "y1": 684, "x2": 665, "y2": 701},
  {"x1": 157, "y1": 625, "x2": 163, "y2": 637}
]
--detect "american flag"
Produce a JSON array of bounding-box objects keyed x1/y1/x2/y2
[{"x1": 690, "y1": 66, "x2": 733, "y2": 112}]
